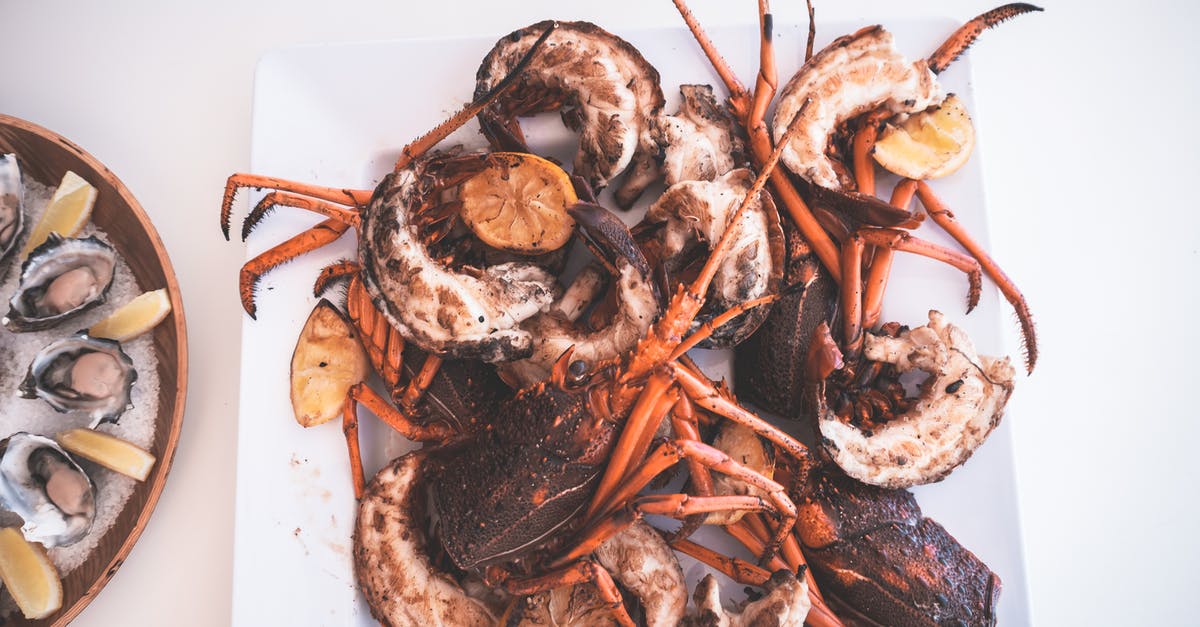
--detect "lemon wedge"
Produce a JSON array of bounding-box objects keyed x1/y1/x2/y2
[
  {"x1": 0, "y1": 527, "x2": 63, "y2": 620},
  {"x1": 56, "y1": 428, "x2": 156, "y2": 481},
  {"x1": 873, "y1": 94, "x2": 976, "y2": 180},
  {"x1": 23, "y1": 170, "x2": 97, "y2": 257},
  {"x1": 290, "y1": 300, "x2": 369, "y2": 427},
  {"x1": 89, "y1": 288, "x2": 172, "y2": 342},
  {"x1": 460, "y1": 152, "x2": 577, "y2": 254}
]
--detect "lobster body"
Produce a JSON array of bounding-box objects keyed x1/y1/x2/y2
[
  {"x1": 735, "y1": 223, "x2": 836, "y2": 417},
  {"x1": 433, "y1": 382, "x2": 619, "y2": 569},
  {"x1": 398, "y1": 345, "x2": 510, "y2": 432},
  {"x1": 798, "y1": 470, "x2": 1001, "y2": 626}
]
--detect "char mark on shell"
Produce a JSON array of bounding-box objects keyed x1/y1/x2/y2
[{"x1": 432, "y1": 384, "x2": 618, "y2": 569}]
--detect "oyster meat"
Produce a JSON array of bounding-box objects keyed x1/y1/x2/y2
[
  {"x1": 0, "y1": 154, "x2": 23, "y2": 263},
  {"x1": 0, "y1": 433, "x2": 97, "y2": 548},
  {"x1": 21, "y1": 333, "x2": 137, "y2": 425},
  {"x1": 5, "y1": 234, "x2": 117, "y2": 332}
]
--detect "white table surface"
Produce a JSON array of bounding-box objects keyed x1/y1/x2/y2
[{"x1": 0, "y1": 1, "x2": 1195, "y2": 625}]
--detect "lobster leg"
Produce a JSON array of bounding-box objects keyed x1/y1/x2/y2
[
  {"x1": 863, "y1": 246, "x2": 894, "y2": 332},
  {"x1": 637, "y1": 493, "x2": 778, "y2": 519},
  {"x1": 313, "y1": 259, "x2": 360, "y2": 296},
  {"x1": 678, "y1": 355, "x2": 735, "y2": 408},
  {"x1": 549, "y1": 509, "x2": 641, "y2": 569},
  {"x1": 915, "y1": 180, "x2": 1038, "y2": 371},
  {"x1": 668, "y1": 293, "x2": 780, "y2": 360},
  {"x1": 342, "y1": 396, "x2": 365, "y2": 499},
  {"x1": 726, "y1": 515, "x2": 846, "y2": 626},
  {"x1": 890, "y1": 177, "x2": 919, "y2": 211},
  {"x1": 724, "y1": 519, "x2": 790, "y2": 572},
  {"x1": 667, "y1": 395, "x2": 716, "y2": 543},
  {"x1": 862, "y1": 180, "x2": 920, "y2": 329},
  {"x1": 585, "y1": 372, "x2": 675, "y2": 520},
  {"x1": 671, "y1": 362, "x2": 811, "y2": 464},
  {"x1": 669, "y1": 536, "x2": 771, "y2": 586},
  {"x1": 773, "y1": 516, "x2": 807, "y2": 576},
  {"x1": 241, "y1": 191, "x2": 360, "y2": 241},
  {"x1": 597, "y1": 438, "x2": 796, "y2": 566},
  {"x1": 348, "y1": 383, "x2": 456, "y2": 443},
  {"x1": 851, "y1": 111, "x2": 891, "y2": 196},
  {"x1": 221, "y1": 173, "x2": 371, "y2": 240},
  {"x1": 554, "y1": 492, "x2": 781, "y2": 570},
  {"x1": 767, "y1": 516, "x2": 842, "y2": 626},
  {"x1": 841, "y1": 234, "x2": 865, "y2": 357},
  {"x1": 748, "y1": 0, "x2": 778, "y2": 133},
  {"x1": 239, "y1": 218, "x2": 351, "y2": 318},
  {"x1": 495, "y1": 560, "x2": 636, "y2": 627},
  {"x1": 616, "y1": 390, "x2": 681, "y2": 486},
  {"x1": 383, "y1": 326, "x2": 405, "y2": 395},
  {"x1": 859, "y1": 227, "x2": 983, "y2": 314},
  {"x1": 398, "y1": 354, "x2": 443, "y2": 411}
]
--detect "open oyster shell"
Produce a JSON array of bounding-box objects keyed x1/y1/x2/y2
[
  {"x1": 0, "y1": 154, "x2": 24, "y2": 264},
  {"x1": 4, "y1": 234, "x2": 117, "y2": 332},
  {"x1": 0, "y1": 433, "x2": 97, "y2": 548},
  {"x1": 20, "y1": 333, "x2": 137, "y2": 425}
]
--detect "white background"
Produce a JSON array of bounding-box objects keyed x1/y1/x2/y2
[{"x1": 0, "y1": 0, "x2": 1196, "y2": 625}]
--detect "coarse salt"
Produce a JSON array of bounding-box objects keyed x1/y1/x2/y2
[{"x1": 0, "y1": 177, "x2": 161, "y2": 580}]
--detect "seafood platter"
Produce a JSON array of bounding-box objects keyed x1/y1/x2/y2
[
  {"x1": 0, "y1": 115, "x2": 186, "y2": 624},
  {"x1": 229, "y1": 3, "x2": 1039, "y2": 625}
]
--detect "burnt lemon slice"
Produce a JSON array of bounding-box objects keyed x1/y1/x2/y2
[
  {"x1": 290, "y1": 300, "x2": 368, "y2": 428},
  {"x1": 873, "y1": 94, "x2": 975, "y2": 180},
  {"x1": 0, "y1": 527, "x2": 62, "y2": 620},
  {"x1": 460, "y1": 152, "x2": 576, "y2": 254}
]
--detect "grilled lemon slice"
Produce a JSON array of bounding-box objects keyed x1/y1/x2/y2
[
  {"x1": 460, "y1": 152, "x2": 577, "y2": 254},
  {"x1": 290, "y1": 300, "x2": 368, "y2": 427},
  {"x1": 0, "y1": 527, "x2": 62, "y2": 620},
  {"x1": 89, "y1": 288, "x2": 172, "y2": 341},
  {"x1": 23, "y1": 170, "x2": 97, "y2": 257},
  {"x1": 57, "y1": 428, "x2": 156, "y2": 481},
  {"x1": 873, "y1": 94, "x2": 975, "y2": 180}
]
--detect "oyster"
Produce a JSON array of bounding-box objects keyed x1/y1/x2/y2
[
  {"x1": 21, "y1": 333, "x2": 137, "y2": 425},
  {"x1": 0, "y1": 154, "x2": 23, "y2": 263},
  {"x1": 4, "y1": 234, "x2": 117, "y2": 332},
  {"x1": 0, "y1": 433, "x2": 96, "y2": 548}
]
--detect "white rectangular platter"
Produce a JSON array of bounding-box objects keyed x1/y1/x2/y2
[{"x1": 233, "y1": 17, "x2": 1030, "y2": 626}]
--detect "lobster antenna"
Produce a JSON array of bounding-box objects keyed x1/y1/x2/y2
[
  {"x1": 805, "y1": 0, "x2": 815, "y2": 62},
  {"x1": 394, "y1": 21, "x2": 558, "y2": 170}
]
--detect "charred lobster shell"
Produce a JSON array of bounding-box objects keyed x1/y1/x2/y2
[
  {"x1": 797, "y1": 470, "x2": 1001, "y2": 626},
  {"x1": 432, "y1": 382, "x2": 618, "y2": 570},
  {"x1": 735, "y1": 221, "x2": 836, "y2": 417}
]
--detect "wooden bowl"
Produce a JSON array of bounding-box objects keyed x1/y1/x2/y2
[{"x1": 0, "y1": 114, "x2": 187, "y2": 625}]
